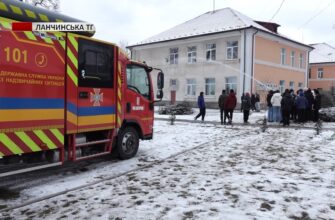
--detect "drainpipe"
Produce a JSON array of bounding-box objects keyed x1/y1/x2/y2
[
  {"x1": 242, "y1": 30, "x2": 246, "y2": 95},
  {"x1": 251, "y1": 29, "x2": 259, "y2": 93}
]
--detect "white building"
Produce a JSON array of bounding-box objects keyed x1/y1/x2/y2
[{"x1": 128, "y1": 8, "x2": 312, "y2": 107}]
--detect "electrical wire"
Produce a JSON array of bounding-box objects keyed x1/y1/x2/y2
[
  {"x1": 269, "y1": 0, "x2": 286, "y2": 21},
  {"x1": 299, "y1": 0, "x2": 335, "y2": 29}
]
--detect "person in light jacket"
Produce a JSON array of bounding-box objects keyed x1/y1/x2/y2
[{"x1": 271, "y1": 90, "x2": 282, "y2": 123}]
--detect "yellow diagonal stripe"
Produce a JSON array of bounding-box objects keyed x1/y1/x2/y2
[
  {"x1": 67, "y1": 65, "x2": 78, "y2": 86},
  {"x1": 9, "y1": 5, "x2": 23, "y2": 15},
  {"x1": 67, "y1": 48, "x2": 78, "y2": 69},
  {"x1": 68, "y1": 35, "x2": 78, "y2": 51},
  {"x1": 50, "y1": 129, "x2": 64, "y2": 145},
  {"x1": 15, "y1": 131, "x2": 41, "y2": 152},
  {"x1": 43, "y1": 36, "x2": 53, "y2": 44},
  {"x1": 0, "y1": 2, "x2": 8, "y2": 11},
  {"x1": 1, "y1": 20, "x2": 11, "y2": 29},
  {"x1": 117, "y1": 103, "x2": 121, "y2": 114},
  {"x1": 39, "y1": 13, "x2": 49, "y2": 21},
  {"x1": 54, "y1": 33, "x2": 65, "y2": 49},
  {"x1": 0, "y1": 133, "x2": 24, "y2": 155},
  {"x1": 24, "y1": 31, "x2": 37, "y2": 41},
  {"x1": 33, "y1": 130, "x2": 57, "y2": 149},
  {"x1": 25, "y1": 9, "x2": 37, "y2": 19},
  {"x1": 0, "y1": 151, "x2": 4, "y2": 157}
]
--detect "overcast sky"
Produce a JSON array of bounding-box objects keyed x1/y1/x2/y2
[{"x1": 60, "y1": 0, "x2": 335, "y2": 46}]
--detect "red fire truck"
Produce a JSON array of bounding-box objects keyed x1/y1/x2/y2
[{"x1": 0, "y1": 0, "x2": 164, "y2": 177}]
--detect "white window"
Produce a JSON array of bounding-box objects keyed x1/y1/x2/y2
[
  {"x1": 289, "y1": 81, "x2": 295, "y2": 90},
  {"x1": 298, "y1": 82, "x2": 303, "y2": 90},
  {"x1": 279, "y1": 80, "x2": 285, "y2": 93},
  {"x1": 227, "y1": 41, "x2": 238, "y2": 60},
  {"x1": 281, "y1": 48, "x2": 286, "y2": 65},
  {"x1": 206, "y1": 43, "x2": 216, "y2": 61},
  {"x1": 186, "y1": 79, "x2": 196, "y2": 96},
  {"x1": 170, "y1": 79, "x2": 177, "y2": 86},
  {"x1": 205, "y1": 78, "x2": 215, "y2": 96},
  {"x1": 317, "y1": 68, "x2": 324, "y2": 79},
  {"x1": 169, "y1": 48, "x2": 178, "y2": 64},
  {"x1": 187, "y1": 46, "x2": 197, "y2": 63},
  {"x1": 299, "y1": 53, "x2": 304, "y2": 68},
  {"x1": 291, "y1": 51, "x2": 295, "y2": 67},
  {"x1": 225, "y1": 77, "x2": 237, "y2": 92}
]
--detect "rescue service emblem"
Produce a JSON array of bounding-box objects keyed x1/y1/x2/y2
[
  {"x1": 35, "y1": 52, "x2": 48, "y2": 67},
  {"x1": 90, "y1": 88, "x2": 104, "y2": 106}
]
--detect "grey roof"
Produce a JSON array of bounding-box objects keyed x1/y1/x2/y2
[
  {"x1": 309, "y1": 43, "x2": 335, "y2": 63},
  {"x1": 131, "y1": 7, "x2": 272, "y2": 46}
]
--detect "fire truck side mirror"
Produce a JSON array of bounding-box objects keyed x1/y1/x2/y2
[
  {"x1": 157, "y1": 71, "x2": 164, "y2": 89},
  {"x1": 156, "y1": 90, "x2": 163, "y2": 99}
]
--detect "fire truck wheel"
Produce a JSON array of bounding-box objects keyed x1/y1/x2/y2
[{"x1": 117, "y1": 127, "x2": 139, "y2": 159}]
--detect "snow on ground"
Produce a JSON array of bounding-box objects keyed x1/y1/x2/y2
[{"x1": 1, "y1": 111, "x2": 335, "y2": 219}]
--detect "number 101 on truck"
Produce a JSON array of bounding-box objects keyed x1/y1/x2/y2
[{"x1": 0, "y1": 0, "x2": 164, "y2": 177}]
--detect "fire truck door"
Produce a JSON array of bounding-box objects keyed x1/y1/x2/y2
[
  {"x1": 76, "y1": 38, "x2": 116, "y2": 133},
  {"x1": 125, "y1": 64, "x2": 154, "y2": 136}
]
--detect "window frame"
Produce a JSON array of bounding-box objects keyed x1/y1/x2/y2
[
  {"x1": 205, "y1": 78, "x2": 216, "y2": 96},
  {"x1": 225, "y1": 76, "x2": 237, "y2": 93},
  {"x1": 206, "y1": 43, "x2": 216, "y2": 61},
  {"x1": 226, "y1": 41, "x2": 238, "y2": 60},
  {"x1": 186, "y1": 78, "x2": 197, "y2": 96},
  {"x1": 281, "y1": 48, "x2": 286, "y2": 65},
  {"x1": 299, "y1": 53, "x2": 304, "y2": 68},
  {"x1": 169, "y1": 47, "x2": 179, "y2": 65},
  {"x1": 317, "y1": 68, "x2": 324, "y2": 79},
  {"x1": 187, "y1": 46, "x2": 197, "y2": 64},
  {"x1": 78, "y1": 38, "x2": 114, "y2": 88},
  {"x1": 279, "y1": 80, "x2": 285, "y2": 93},
  {"x1": 291, "y1": 51, "x2": 295, "y2": 67}
]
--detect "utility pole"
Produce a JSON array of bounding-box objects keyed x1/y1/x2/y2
[{"x1": 213, "y1": 0, "x2": 215, "y2": 12}]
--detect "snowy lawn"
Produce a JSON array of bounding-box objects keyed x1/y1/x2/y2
[{"x1": 1, "y1": 119, "x2": 335, "y2": 219}]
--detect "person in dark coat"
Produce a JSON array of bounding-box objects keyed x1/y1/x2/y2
[
  {"x1": 304, "y1": 88, "x2": 314, "y2": 121},
  {"x1": 313, "y1": 89, "x2": 321, "y2": 122},
  {"x1": 241, "y1": 92, "x2": 252, "y2": 123},
  {"x1": 251, "y1": 93, "x2": 256, "y2": 111},
  {"x1": 266, "y1": 90, "x2": 274, "y2": 122},
  {"x1": 281, "y1": 89, "x2": 294, "y2": 126},
  {"x1": 218, "y1": 90, "x2": 228, "y2": 125},
  {"x1": 295, "y1": 90, "x2": 308, "y2": 123},
  {"x1": 224, "y1": 89, "x2": 237, "y2": 124},
  {"x1": 195, "y1": 92, "x2": 206, "y2": 121},
  {"x1": 290, "y1": 89, "x2": 297, "y2": 121}
]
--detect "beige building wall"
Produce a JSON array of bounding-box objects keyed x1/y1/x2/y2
[
  {"x1": 309, "y1": 64, "x2": 335, "y2": 91},
  {"x1": 252, "y1": 34, "x2": 308, "y2": 101}
]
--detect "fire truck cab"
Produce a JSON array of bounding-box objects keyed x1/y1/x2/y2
[{"x1": 0, "y1": 0, "x2": 164, "y2": 177}]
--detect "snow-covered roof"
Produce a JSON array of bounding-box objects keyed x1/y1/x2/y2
[
  {"x1": 131, "y1": 7, "x2": 272, "y2": 46},
  {"x1": 309, "y1": 43, "x2": 335, "y2": 63}
]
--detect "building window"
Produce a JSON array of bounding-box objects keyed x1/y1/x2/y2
[
  {"x1": 227, "y1": 41, "x2": 238, "y2": 60},
  {"x1": 187, "y1": 46, "x2": 197, "y2": 63},
  {"x1": 205, "y1": 78, "x2": 215, "y2": 96},
  {"x1": 186, "y1": 79, "x2": 196, "y2": 96},
  {"x1": 317, "y1": 68, "x2": 323, "y2": 79},
  {"x1": 170, "y1": 79, "x2": 177, "y2": 86},
  {"x1": 169, "y1": 48, "x2": 178, "y2": 64},
  {"x1": 279, "y1": 80, "x2": 285, "y2": 93},
  {"x1": 206, "y1": 43, "x2": 216, "y2": 61},
  {"x1": 299, "y1": 53, "x2": 304, "y2": 68},
  {"x1": 281, "y1": 48, "x2": 286, "y2": 65},
  {"x1": 225, "y1": 77, "x2": 237, "y2": 92},
  {"x1": 289, "y1": 81, "x2": 295, "y2": 90},
  {"x1": 291, "y1": 51, "x2": 295, "y2": 67},
  {"x1": 298, "y1": 82, "x2": 303, "y2": 90}
]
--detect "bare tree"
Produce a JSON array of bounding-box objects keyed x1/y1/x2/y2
[
  {"x1": 22, "y1": 0, "x2": 60, "y2": 12},
  {"x1": 118, "y1": 40, "x2": 131, "y2": 57}
]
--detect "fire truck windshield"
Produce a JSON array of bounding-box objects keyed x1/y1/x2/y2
[{"x1": 126, "y1": 65, "x2": 150, "y2": 99}]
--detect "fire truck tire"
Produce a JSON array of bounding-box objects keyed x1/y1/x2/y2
[{"x1": 117, "y1": 127, "x2": 139, "y2": 159}]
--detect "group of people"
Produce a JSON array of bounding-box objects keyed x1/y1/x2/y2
[
  {"x1": 267, "y1": 88, "x2": 321, "y2": 126},
  {"x1": 194, "y1": 87, "x2": 321, "y2": 126}
]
